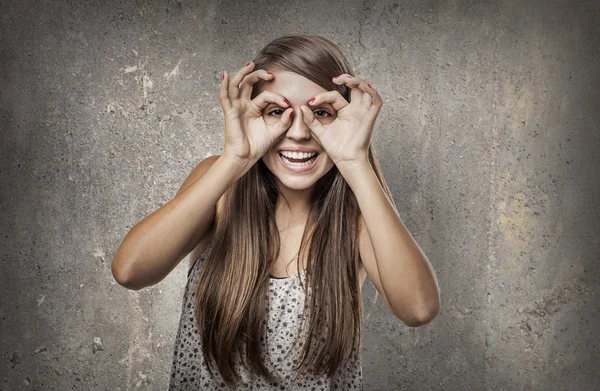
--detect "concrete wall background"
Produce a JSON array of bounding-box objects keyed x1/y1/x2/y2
[{"x1": 1, "y1": 0, "x2": 598, "y2": 390}]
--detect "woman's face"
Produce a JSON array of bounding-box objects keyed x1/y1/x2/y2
[{"x1": 259, "y1": 70, "x2": 337, "y2": 191}]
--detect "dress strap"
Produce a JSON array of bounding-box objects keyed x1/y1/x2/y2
[{"x1": 187, "y1": 256, "x2": 202, "y2": 278}]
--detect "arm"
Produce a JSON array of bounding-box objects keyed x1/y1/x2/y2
[
  {"x1": 341, "y1": 161, "x2": 441, "y2": 327},
  {"x1": 111, "y1": 153, "x2": 250, "y2": 290}
]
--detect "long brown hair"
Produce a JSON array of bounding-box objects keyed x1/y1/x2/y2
[{"x1": 193, "y1": 34, "x2": 397, "y2": 388}]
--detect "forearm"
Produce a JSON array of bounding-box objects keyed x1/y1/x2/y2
[
  {"x1": 339, "y1": 160, "x2": 440, "y2": 321},
  {"x1": 112, "y1": 154, "x2": 250, "y2": 289}
]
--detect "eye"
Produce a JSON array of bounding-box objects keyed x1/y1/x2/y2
[
  {"x1": 313, "y1": 109, "x2": 331, "y2": 118},
  {"x1": 266, "y1": 108, "x2": 332, "y2": 118},
  {"x1": 266, "y1": 108, "x2": 284, "y2": 117}
]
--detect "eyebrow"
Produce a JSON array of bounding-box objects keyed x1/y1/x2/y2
[{"x1": 267, "y1": 100, "x2": 333, "y2": 108}]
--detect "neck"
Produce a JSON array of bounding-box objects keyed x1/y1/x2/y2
[{"x1": 275, "y1": 181, "x2": 314, "y2": 220}]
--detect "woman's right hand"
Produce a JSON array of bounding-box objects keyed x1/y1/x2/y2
[{"x1": 219, "y1": 61, "x2": 293, "y2": 167}]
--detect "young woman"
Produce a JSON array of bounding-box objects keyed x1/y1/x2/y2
[{"x1": 112, "y1": 34, "x2": 440, "y2": 390}]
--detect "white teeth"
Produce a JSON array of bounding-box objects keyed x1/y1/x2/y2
[
  {"x1": 280, "y1": 153, "x2": 318, "y2": 167},
  {"x1": 280, "y1": 151, "x2": 317, "y2": 159}
]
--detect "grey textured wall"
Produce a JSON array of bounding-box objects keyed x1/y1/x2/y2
[{"x1": 1, "y1": 0, "x2": 598, "y2": 390}]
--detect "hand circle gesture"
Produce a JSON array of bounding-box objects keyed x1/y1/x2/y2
[
  {"x1": 299, "y1": 74, "x2": 384, "y2": 172},
  {"x1": 219, "y1": 61, "x2": 293, "y2": 166}
]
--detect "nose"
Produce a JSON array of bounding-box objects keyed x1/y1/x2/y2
[{"x1": 285, "y1": 105, "x2": 311, "y2": 141}]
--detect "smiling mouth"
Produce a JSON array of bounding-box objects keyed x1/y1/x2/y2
[
  {"x1": 277, "y1": 151, "x2": 319, "y2": 171},
  {"x1": 278, "y1": 152, "x2": 319, "y2": 164}
]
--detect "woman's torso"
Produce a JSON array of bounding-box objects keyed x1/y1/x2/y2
[{"x1": 168, "y1": 256, "x2": 364, "y2": 390}]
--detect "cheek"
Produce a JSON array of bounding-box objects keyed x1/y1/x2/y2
[
  {"x1": 261, "y1": 153, "x2": 277, "y2": 170},
  {"x1": 263, "y1": 115, "x2": 279, "y2": 126},
  {"x1": 321, "y1": 155, "x2": 336, "y2": 170},
  {"x1": 318, "y1": 153, "x2": 331, "y2": 163},
  {"x1": 261, "y1": 154, "x2": 270, "y2": 166}
]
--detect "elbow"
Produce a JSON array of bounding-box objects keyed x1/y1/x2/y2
[
  {"x1": 396, "y1": 297, "x2": 441, "y2": 328},
  {"x1": 403, "y1": 308, "x2": 439, "y2": 327},
  {"x1": 111, "y1": 257, "x2": 144, "y2": 291}
]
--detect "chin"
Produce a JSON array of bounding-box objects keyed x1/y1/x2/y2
[{"x1": 276, "y1": 176, "x2": 320, "y2": 191}]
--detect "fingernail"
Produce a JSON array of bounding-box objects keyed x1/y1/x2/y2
[
  {"x1": 333, "y1": 76, "x2": 339, "y2": 79},
  {"x1": 308, "y1": 97, "x2": 315, "y2": 104},
  {"x1": 283, "y1": 98, "x2": 290, "y2": 106},
  {"x1": 222, "y1": 73, "x2": 225, "y2": 80},
  {"x1": 367, "y1": 83, "x2": 372, "y2": 88},
  {"x1": 267, "y1": 71, "x2": 273, "y2": 74},
  {"x1": 246, "y1": 62, "x2": 251, "y2": 66}
]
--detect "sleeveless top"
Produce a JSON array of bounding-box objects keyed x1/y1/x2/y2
[{"x1": 169, "y1": 257, "x2": 363, "y2": 390}]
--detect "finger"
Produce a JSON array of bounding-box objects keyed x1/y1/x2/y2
[
  {"x1": 350, "y1": 76, "x2": 373, "y2": 108},
  {"x1": 333, "y1": 74, "x2": 363, "y2": 105},
  {"x1": 271, "y1": 107, "x2": 294, "y2": 139},
  {"x1": 344, "y1": 75, "x2": 367, "y2": 106},
  {"x1": 219, "y1": 71, "x2": 232, "y2": 112},
  {"x1": 335, "y1": 74, "x2": 380, "y2": 108},
  {"x1": 336, "y1": 75, "x2": 382, "y2": 109},
  {"x1": 239, "y1": 69, "x2": 274, "y2": 101},
  {"x1": 365, "y1": 82, "x2": 384, "y2": 112},
  {"x1": 299, "y1": 105, "x2": 325, "y2": 138},
  {"x1": 250, "y1": 90, "x2": 290, "y2": 114},
  {"x1": 229, "y1": 61, "x2": 255, "y2": 100},
  {"x1": 306, "y1": 90, "x2": 349, "y2": 113},
  {"x1": 361, "y1": 85, "x2": 372, "y2": 108}
]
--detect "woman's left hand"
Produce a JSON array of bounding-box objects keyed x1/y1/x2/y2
[{"x1": 299, "y1": 74, "x2": 384, "y2": 172}]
